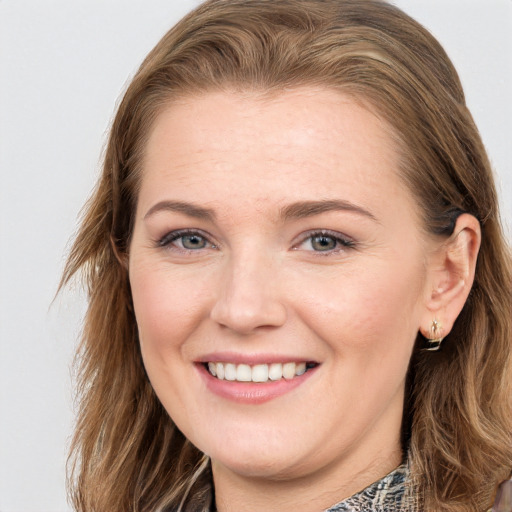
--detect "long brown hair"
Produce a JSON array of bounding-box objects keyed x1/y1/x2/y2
[{"x1": 62, "y1": 1, "x2": 512, "y2": 510}]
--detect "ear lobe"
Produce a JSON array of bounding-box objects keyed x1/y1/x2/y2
[{"x1": 421, "y1": 214, "x2": 481, "y2": 339}]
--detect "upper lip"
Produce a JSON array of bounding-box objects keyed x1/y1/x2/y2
[{"x1": 195, "y1": 352, "x2": 317, "y2": 365}]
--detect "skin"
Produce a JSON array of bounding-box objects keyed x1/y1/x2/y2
[{"x1": 128, "y1": 87, "x2": 480, "y2": 512}]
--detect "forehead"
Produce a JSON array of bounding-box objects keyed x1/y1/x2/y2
[{"x1": 138, "y1": 87, "x2": 416, "y2": 223}]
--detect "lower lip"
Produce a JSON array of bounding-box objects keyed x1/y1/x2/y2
[{"x1": 197, "y1": 364, "x2": 317, "y2": 404}]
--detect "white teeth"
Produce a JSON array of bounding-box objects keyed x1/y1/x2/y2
[
  {"x1": 206, "y1": 361, "x2": 312, "y2": 382},
  {"x1": 236, "y1": 364, "x2": 252, "y2": 382},
  {"x1": 225, "y1": 363, "x2": 237, "y2": 381},
  {"x1": 268, "y1": 363, "x2": 283, "y2": 381},
  {"x1": 251, "y1": 364, "x2": 269, "y2": 382},
  {"x1": 208, "y1": 362, "x2": 217, "y2": 377},
  {"x1": 295, "y1": 362, "x2": 306, "y2": 376},
  {"x1": 216, "y1": 362, "x2": 225, "y2": 380},
  {"x1": 282, "y1": 362, "x2": 296, "y2": 380}
]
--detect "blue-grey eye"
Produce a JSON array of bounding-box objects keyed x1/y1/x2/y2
[
  {"x1": 158, "y1": 230, "x2": 213, "y2": 250},
  {"x1": 180, "y1": 234, "x2": 207, "y2": 249},
  {"x1": 310, "y1": 234, "x2": 337, "y2": 251}
]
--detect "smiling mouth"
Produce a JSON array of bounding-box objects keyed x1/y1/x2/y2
[{"x1": 204, "y1": 361, "x2": 318, "y2": 383}]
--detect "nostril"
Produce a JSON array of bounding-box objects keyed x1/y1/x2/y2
[{"x1": 210, "y1": 299, "x2": 287, "y2": 333}]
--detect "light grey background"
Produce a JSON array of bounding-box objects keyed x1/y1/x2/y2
[{"x1": 0, "y1": 1, "x2": 510, "y2": 511}]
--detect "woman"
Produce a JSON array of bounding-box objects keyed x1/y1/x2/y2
[{"x1": 62, "y1": 0, "x2": 512, "y2": 510}]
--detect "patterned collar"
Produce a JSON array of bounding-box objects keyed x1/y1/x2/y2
[{"x1": 325, "y1": 464, "x2": 417, "y2": 512}]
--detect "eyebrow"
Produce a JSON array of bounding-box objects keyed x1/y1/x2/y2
[
  {"x1": 280, "y1": 199, "x2": 378, "y2": 222},
  {"x1": 144, "y1": 200, "x2": 216, "y2": 221},
  {"x1": 143, "y1": 198, "x2": 377, "y2": 223}
]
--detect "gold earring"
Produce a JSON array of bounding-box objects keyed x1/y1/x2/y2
[{"x1": 425, "y1": 319, "x2": 444, "y2": 351}]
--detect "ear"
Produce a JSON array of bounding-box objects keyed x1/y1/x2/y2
[{"x1": 420, "y1": 214, "x2": 481, "y2": 340}]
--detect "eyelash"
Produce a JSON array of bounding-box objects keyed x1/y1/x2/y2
[
  {"x1": 156, "y1": 229, "x2": 355, "y2": 254},
  {"x1": 293, "y1": 230, "x2": 356, "y2": 255},
  {"x1": 157, "y1": 229, "x2": 216, "y2": 252}
]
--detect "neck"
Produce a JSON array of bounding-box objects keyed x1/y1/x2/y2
[{"x1": 212, "y1": 445, "x2": 402, "y2": 512}]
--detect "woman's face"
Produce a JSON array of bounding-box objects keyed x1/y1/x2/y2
[{"x1": 129, "y1": 88, "x2": 434, "y2": 483}]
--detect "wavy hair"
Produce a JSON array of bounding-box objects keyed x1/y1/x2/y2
[{"x1": 62, "y1": 1, "x2": 512, "y2": 510}]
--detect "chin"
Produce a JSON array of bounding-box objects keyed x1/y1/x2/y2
[
  {"x1": 210, "y1": 450, "x2": 310, "y2": 481},
  {"x1": 196, "y1": 425, "x2": 325, "y2": 481}
]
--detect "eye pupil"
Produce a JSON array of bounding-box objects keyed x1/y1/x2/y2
[
  {"x1": 312, "y1": 235, "x2": 336, "y2": 251},
  {"x1": 182, "y1": 235, "x2": 206, "y2": 249}
]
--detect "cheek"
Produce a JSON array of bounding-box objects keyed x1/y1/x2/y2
[
  {"x1": 128, "y1": 262, "x2": 215, "y2": 427},
  {"x1": 129, "y1": 263, "x2": 212, "y2": 358},
  {"x1": 293, "y1": 256, "x2": 425, "y2": 355}
]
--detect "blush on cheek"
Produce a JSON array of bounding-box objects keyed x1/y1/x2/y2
[{"x1": 132, "y1": 274, "x2": 210, "y2": 364}]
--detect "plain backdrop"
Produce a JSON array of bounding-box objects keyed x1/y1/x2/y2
[{"x1": 0, "y1": 1, "x2": 510, "y2": 511}]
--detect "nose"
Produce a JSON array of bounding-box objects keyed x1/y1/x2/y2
[{"x1": 210, "y1": 250, "x2": 287, "y2": 334}]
